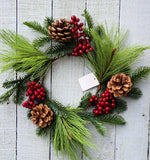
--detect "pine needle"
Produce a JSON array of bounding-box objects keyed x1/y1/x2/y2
[
  {"x1": 33, "y1": 36, "x2": 51, "y2": 48},
  {"x1": 44, "y1": 17, "x2": 54, "y2": 29},
  {"x1": 23, "y1": 21, "x2": 49, "y2": 36},
  {"x1": 130, "y1": 66, "x2": 150, "y2": 84},
  {"x1": 127, "y1": 87, "x2": 143, "y2": 99}
]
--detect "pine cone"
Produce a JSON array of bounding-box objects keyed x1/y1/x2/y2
[
  {"x1": 107, "y1": 73, "x2": 132, "y2": 97},
  {"x1": 48, "y1": 18, "x2": 72, "y2": 43},
  {"x1": 30, "y1": 104, "x2": 53, "y2": 128}
]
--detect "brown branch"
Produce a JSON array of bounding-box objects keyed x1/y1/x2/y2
[{"x1": 95, "y1": 83, "x2": 101, "y2": 95}]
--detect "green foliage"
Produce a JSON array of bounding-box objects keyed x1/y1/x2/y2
[
  {"x1": 90, "y1": 119, "x2": 106, "y2": 136},
  {"x1": 114, "y1": 98, "x2": 127, "y2": 113},
  {"x1": 44, "y1": 17, "x2": 54, "y2": 29},
  {"x1": 84, "y1": 24, "x2": 148, "y2": 83},
  {"x1": 23, "y1": 21, "x2": 49, "y2": 36},
  {"x1": 45, "y1": 41, "x2": 76, "y2": 59},
  {"x1": 96, "y1": 113, "x2": 126, "y2": 125},
  {"x1": 0, "y1": 87, "x2": 15, "y2": 103},
  {"x1": 127, "y1": 87, "x2": 142, "y2": 99},
  {"x1": 78, "y1": 92, "x2": 92, "y2": 110},
  {"x1": 33, "y1": 36, "x2": 51, "y2": 48},
  {"x1": 54, "y1": 109, "x2": 94, "y2": 160},
  {"x1": 130, "y1": 66, "x2": 150, "y2": 84},
  {"x1": 82, "y1": 9, "x2": 94, "y2": 29},
  {"x1": 0, "y1": 30, "x2": 52, "y2": 80}
]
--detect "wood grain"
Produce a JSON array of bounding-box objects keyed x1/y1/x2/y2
[
  {"x1": 17, "y1": 1, "x2": 51, "y2": 160},
  {"x1": 0, "y1": 1, "x2": 16, "y2": 160},
  {"x1": 116, "y1": 1, "x2": 150, "y2": 160}
]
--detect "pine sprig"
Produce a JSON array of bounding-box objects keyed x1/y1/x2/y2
[
  {"x1": 0, "y1": 30, "x2": 52, "y2": 80},
  {"x1": 127, "y1": 87, "x2": 142, "y2": 99},
  {"x1": 78, "y1": 92, "x2": 92, "y2": 110},
  {"x1": 44, "y1": 17, "x2": 54, "y2": 29},
  {"x1": 130, "y1": 66, "x2": 150, "y2": 84},
  {"x1": 114, "y1": 98, "x2": 127, "y2": 113},
  {"x1": 23, "y1": 21, "x2": 49, "y2": 36},
  {"x1": 82, "y1": 9, "x2": 94, "y2": 29},
  {"x1": 90, "y1": 119, "x2": 106, "y2": 136},
  {"x1": 33, "y1": 36, "x2": 51, "y2": 48},
  {"x1": 0, "y1": 87, "x2": 15, "y2": 103}
]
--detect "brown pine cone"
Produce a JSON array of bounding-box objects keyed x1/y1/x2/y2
[
  {"x1": 107, "y1": 73, "x2": 132, "y2": 97},
  {"x1": 30, "y1": 104, "x2": 53, "y2": 128},
  {"x1": 48, "y1": 18, "x2": 72, "y2": 43}
]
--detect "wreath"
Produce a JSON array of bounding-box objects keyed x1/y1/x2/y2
[{"x1": 0, "y1": 10, "x2": 150, "y2": 160}]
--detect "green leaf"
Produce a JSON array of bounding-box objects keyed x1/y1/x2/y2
[
  {"x1": 127, "y1": 87, "x2": 142, "y2": 99},
  {"x1": 130, "y1": 66, "x2": 150, "y2": 84},
  {"x1": 114, "y1": 98, "x2": 127, "y2": 113},
  {"x1": 78, "y1": 92, "x2": 92, "y2": 110},
  {"x1": 23, "y1": 21, "x2": 48, "y2": 36}
]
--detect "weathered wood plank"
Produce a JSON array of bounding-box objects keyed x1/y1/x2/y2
[
  {"x1": 115, "y1": 1, "x2": 150, "y2": 160},
  {"x1": 17, "y1": 1, "x2": 51, "y2": 160},
  {"x1": 51, "y1": 0, "x2": 86, "y2": 159},
  {"x1": 0, "y1": 0, "x2": 16, "y2": 159},
  {"x1": 83, "y1": 1, "x2": 120, "y2": 160}
]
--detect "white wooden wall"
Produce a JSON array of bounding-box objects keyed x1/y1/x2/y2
[{"x1": 0, "y1": 0, "x2": 150, "y2": 160}]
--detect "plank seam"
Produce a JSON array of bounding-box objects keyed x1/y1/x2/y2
[
  {"x1": 15, "y1": 0, "x2": 18, "y2": 159},
  {"x1": 147, "y1": 98, "x2": 150, "y2": 160},
  {"x1": 49, "y1": 0, "x2": 53, "y2": 160}
]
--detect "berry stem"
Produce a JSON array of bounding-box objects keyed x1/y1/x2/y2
[{"x1": 95, "y1": 83, "x2": 101, "y2": 95}]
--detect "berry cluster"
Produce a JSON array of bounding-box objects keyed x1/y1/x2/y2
[
  {"x1": 22, "y1": 81, "x2": 46, "y2": 109},
  {"x1": 70, "y1": 15, "x2": 93, "y2": 56},
  {"x1": 89, "y1": 88, "x2": 116, "y2": 115}
]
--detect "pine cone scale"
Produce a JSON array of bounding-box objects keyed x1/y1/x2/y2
[
  {"x1": 30, "y1": 104, "x2": 53, "y2": 128},
  {"x1": 107, "y1": 73, "x2": 132, "y2": 97}
]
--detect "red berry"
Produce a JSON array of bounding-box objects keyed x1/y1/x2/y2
[
  {"x1": 79, "y1": 50, "x2": 83, "y2": 55},
  {"x1": 105, "y1": 97, "x2": 109, "y2": 101},
  {"x1": 22, "y1": 103, "x2": 26, "y2": 107},
  {"x1": 29, "y1": 101, "x2": 33, "y2": 106},
  {"x1": 86, "y1": 43, "x2": 91, "y2": 48},
  {"x1": 105, "y1": 111, "x2": 109, "y2": 114},
  {"x1": 105, "y1": 93, "x2": 109, "y2": 97},
  {"x1": 86, "y1": 39, "x2": 90, "y2": 43},
  {"x1": 95, "y1": 97, "x2": 98, "y2": 101},
  {"x1": 89, "y1": 103, "x2": 92, "y2": 106},
  {"x1": 91, "y1": 95, "x2": 95, "y2": 99},
  {"x1": 71, "y1": 52, "x2": 75, "y2": 56},
  {"x1": 74, "y1": 52, "x2": 78, "y2": 56},
  {"x1": 78, "y1": 43, "x2": 82, "y2": 48},
  {"x1": 82, "y1": 45, "x2": 86, "y2": 50},
  {"x1": 98, "y1": 106, "x2": 103, "y2": 110},
  {"x1": 40, "y1": 92, "x2": 44, "y2": 96},
  {"x1": 26, "y1": 93, "x2": 29, "y2": 96},
  {"x1": 70, "y1": 20, "x2": 74, "y2": 24},
  {"x1": 79, "y1": 22, "x2": 83, "y2": 26},
  {"x1": 29, "y1": 106, "x2": 32, "y2": 109},
  {"x1": 105, "y1": 102, "x2": 109, "y2": 106},
  {"x1": 71, "y1": 29, "x2": 75, "y2": 33},
  {"x1": 101, "y1": 93, "x2": 106, "y2": 98},
  {"x1": 99, "y1": 98, "x2": 103, "y2": 102},
  {"x1": 28, "y1": 90, "x2": 33, "y2": 95},
  {"x1": 76, "y1": 18, "x2": 80, "y2": 22},
  {"x1": 103, "y1": 98, "x2": 106, "y2": 102},
  {"x1": 89, "y1": 98, "x2": 93, "y2": 103},
  {"x1": 106, "y1": 88, "x2": 109, "y2": 92},
  {"x1": 37, "y1": 95, "x2": 41, "y2": 99},
  {"x1": 74, "y1": 27, "x2": 78, "y2": 31},
  {"x1": 27, "y1": 82, "x2": 31, "y2": 86},
  {"x1": 37, "y1": 89, "x2": 41, "y2": 93},
  {"x1": 100, "y1": 102, "x2": 105, "y2": 106},
  {"x1": 31, "y1": 96, "x2": 35, "y2": 100},
  {"x1": 89, "y1": 47, "x2": 93, "y2": 51},
  {"x1": 35, "y1": 83, "x2": 39, "y2": 88},
  {"x1": 105, "y1": 107, "x2": 110, "y2": 111},
  {"x1": 77, "y1": 33, "x2": 81, "y2": 38},
  {"x1": 98, "y1": 111, "x2": 102, "y2": 114},
  {"x1": 83, "y1": 34, "x2": 86, "y2": 37},
  {"x1": 41, "y1": 97, "x2": 45, "y2": 101},
  {"x1": 79, "y1": 27, "x2": 82, "y2": 31},
  {"x1": 111, "y1": 103, "x2": 116, "y2": 107},
  {"x1": 73, "y1": 35, "x2": 77, "y2": 39},
  {"x1": 71, "y1": 15, "x2": 76, "y2": 21},
  {"x1": 34, "y1": 91, "x2": 38, "y2": 96},
  {"x1": 96, "y1": 104, "x2": 100, "y2": 108},
  {"x1": 31, "y1": 81, "x2": 36, "y2": 85},
  {"x1": 95, "y1": 110, "x2": 99, "y2": 115},
  {"x1": 109, "y1": 96, "x2": 113, "y2": 100},
  {"x1": 74, "y1": 22, "x2": 78, "y2": 25},
  {"x1": 111, "y1": 99, "x2": 115, "y2": 103}
]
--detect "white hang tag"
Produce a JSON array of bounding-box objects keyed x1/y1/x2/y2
[{"x1": 78, "y1": 73, "x2": 99, "y2": 91}]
